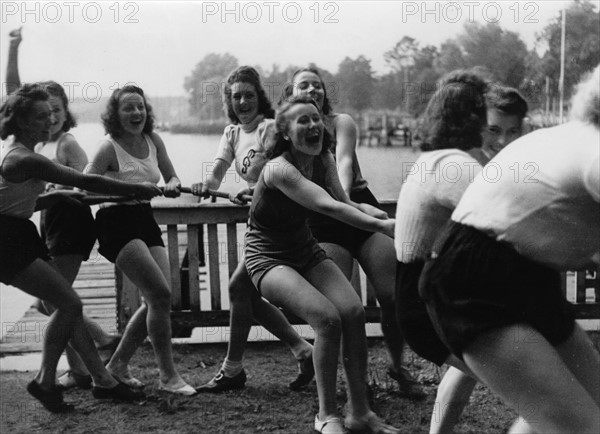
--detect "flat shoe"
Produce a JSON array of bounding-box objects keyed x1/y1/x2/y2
[
  {"x1": 92, "y1": 382, "x2": 145, "y2": 401},
  {"x1": 314, "y1": 415, "x2": 347, "y2": 433},
  {"x1": 27, "y1": 380, "x2": 74, "y2": 413},
  {"x1": 158, "y1": 381, "x2": 197, "y2": 396},
  {"x1": 196, "y1": 369, "x2": 246, "y2": 393},
  {"x1": 289, "y1": 356, "x2": 314, "y2": 391}
]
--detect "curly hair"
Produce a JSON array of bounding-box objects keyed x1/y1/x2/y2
[
  {"x1": 101, "y1": 85, "x2": 155, "y2": 137},
  {"x1": 0, "y1": 83, "x2": 49, "y2": 140},
  {"x1": 418, "y1": 69, "x2": 489, "y2": 151},
  {"x1": 570, "y1": 64, "x2": 599, "y2": 127},
  {"x1": 222, "y1": 66, "x2": 274, "y2": 123},
  {"x1": 485, "y1": 85, "x2": 528, "y2": 122},
  {"x1": 37, "y1": 81, "x2": 77, "y2": 132},
  {"x1": 279, "y1": 67, "x2": 333, "y2": 115},
  {"x1": 267, "y1": 95, "x2": 331, "y2": 159}
]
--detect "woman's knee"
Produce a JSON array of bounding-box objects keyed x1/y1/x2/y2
[
  {"x1": 58, "y1": 292, "x2": 83, "y2": 316},
  {"x1": 229, "y1": 273, "x2": 254, "y2": 302},
  {"x1": 314, "y1": 311, "x2": 342, "y2": 339},
  {"x1": 145, "y1": 286, "x2": 172, "y2": 310}
]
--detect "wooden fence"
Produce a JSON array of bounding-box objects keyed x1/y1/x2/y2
[{"x1": 115, "y1": 200, "x2": 600, "y2": 335}]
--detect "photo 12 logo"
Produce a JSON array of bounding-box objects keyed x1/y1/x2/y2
[
  {"x1": 201, "y1": 1, "x2": 340, "y2": 24},
  {"x1": 1, "y1": 1, "x2": 140, "y2": 24},
  {"x1": 400, "y1": 1, "x2": 540, "y2": 24}
]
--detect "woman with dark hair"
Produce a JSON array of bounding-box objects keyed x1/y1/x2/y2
[
  {"x1": 5, "y1": 28, "x2": 120, "y2": 390},
  {"x1": 193, "y1": 66, "x2": 314, "y2": 392},
  {"x1": 419, "y1": 67, "x2": 600, "y2": 433},
  {"x1": 0, "y1": 84, "x2": 158, "y2": 412},
  {"x1": 245, "y1": 95, "x2": 399, "y2": 433},
  {"x1": 284, "y1": 67, "x2": 425, "y2": 399},
  {"x1": 87, "y1": 85, "x2": 196, "y2": 395}
]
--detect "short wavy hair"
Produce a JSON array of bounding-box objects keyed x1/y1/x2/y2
[
  {"x1": 36, "y1": 81, "x2": 77, "y2": 132},
  {"x1": 419, "y1": 69, "x2": 489, "y2": 151},
  {"x1": 570, "y1": 64, "x2": 599, "y2": 127},
  {"x1": 485, "y1": 85, "x2": 528, "y2": 122},
  {"x1": 267, "y1": 95, "x2": 331, "y2": 159},
  {"x1": 222, "y1": 66, "x2": 274, "y2": 123},
  {"x1": 101, "y1": 85, "x2": 155, "y2": 137},
  {"x1": 279, "y1": 67, "x2": 333, "y2": 116},
  {"x1": 0, "y1": 83, "x2": 49, "y2": 140}
]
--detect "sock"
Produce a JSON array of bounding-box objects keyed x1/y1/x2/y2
[{"x1": 221, "y1": 358, "x2": 243, "y2": 378}]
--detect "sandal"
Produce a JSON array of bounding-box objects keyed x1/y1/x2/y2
[
  {"x1": 314, "y1": 415, "x2": 347, "y2": 433},
  {"x1": 27, "y1": 380, "x2": 74, "y2": 413}
]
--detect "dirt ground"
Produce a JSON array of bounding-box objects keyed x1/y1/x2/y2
[{"x1": 1, "y1": 334, "x2": 598, "y2": 433}]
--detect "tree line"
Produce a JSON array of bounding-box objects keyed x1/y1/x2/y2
[{"x1": 183, "y1": 0, "x2": 599, "y2": 123}]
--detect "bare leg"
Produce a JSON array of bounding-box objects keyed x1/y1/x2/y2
[
  {"x1": 260, "y1": 262, "x2": 343, "y2": 422},
  {"x1": 106, "y1": 241, "x2": 188, "y2": 388},
  {"x1": 429, "y1": 367, "x2": 477, "y2": 434},
  {"x1": 463, "y1": 324, "x2": 600, "y2": 433}
]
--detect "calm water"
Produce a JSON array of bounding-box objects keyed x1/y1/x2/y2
[{"x1": 72, "y1": 123, "x2": 420, "y2": 201}]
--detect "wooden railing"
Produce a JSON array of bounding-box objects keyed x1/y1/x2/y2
[{"x1": 115, "y1": 200, "x2": 600, "y2": 335}]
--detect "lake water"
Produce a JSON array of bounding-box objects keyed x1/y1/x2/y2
[{"x1": 71, "y1": 122, "x2": 421, "y2": 201}]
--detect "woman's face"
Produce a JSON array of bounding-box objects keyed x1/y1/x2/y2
[
  {"x1": 48, "y1": 95, "x2": 66, "y2": 137},
  {"x1": 286, "y1": 103, "x2": 324, "y2": 156},
  {"x1": 292, "y1": 71, "x2": 325, "y2": 111},
  {"x1": 231, "y1": 82, "x2": 259, "y2": 125},
  {"x1": 481, "y1": 108, "x2": 522, "y2": 159},
  {"x1": 117, "y1": 92, "x2": 147, "y2": 135},
  {"x1": 22, "y1": 100, "x2": 53, "y2": 143}
]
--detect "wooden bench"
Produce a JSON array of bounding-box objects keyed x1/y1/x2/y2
[{"x1": 114, "y1": 200, "x2": 600, "y2": 335}]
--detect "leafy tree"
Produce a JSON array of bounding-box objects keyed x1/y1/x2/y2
[
  {"x1": 335, "y1": 56, "x2": 374, "y2": 113},
  {"x1": 184, "y1": 53, "x2": 239, "y2": 119},
  {"x1": 457, "y1": 22, "x2": 528, "y2": 88},
  {"x1": 530, "y1": 0, "x2": 600, "y2": 99}
]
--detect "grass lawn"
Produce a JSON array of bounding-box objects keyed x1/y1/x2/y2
[{"x1": 2, "y1": 334, "x2": 598, "y2": 433}]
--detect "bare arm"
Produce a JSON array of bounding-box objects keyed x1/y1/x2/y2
[
  {"x1": 332, "y1": 113, "x2": 358, "y2": 196},
  {"x1": 6, "y1": 28, "x2": 22, "y2": 95},
  {"x1": 57, "y1": 134, "x2": 89, "y2": 172},
  {"x1": 3, "y1": 149, "x2": 161, "y2": 199},
  {"x1": 265, "y1": 158, "x2": 394, "y2": 237},
  {"x1": 151, "y1": 132, "x2": 180, "y2": 197}
]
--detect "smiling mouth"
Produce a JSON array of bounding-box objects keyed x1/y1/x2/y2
[{"x1": 306, "y1": 131, "x2": 321, "y2": 144}]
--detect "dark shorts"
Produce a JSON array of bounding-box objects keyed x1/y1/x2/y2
[
  {"x1": 244, "y1": 226, "x2": 328, "y2": 292},
  {"x1": 0, "y1": 215, "x2": 50, "y2": 284},
  {"x1": 309, "y1": 188, "x2": 380, "y2": 257},
  {"x1": 395, "y1": 261, "x2": 449, "y2": 366},
  {"x1": 41, "y1": 202, "x2": 96, "y2": 259},
  {"x1": 95, "y1": 203, "x2": 164, "y2": 263},
  {"x1": 419, "y1": 221, "x2": 575, "y2": 359}
]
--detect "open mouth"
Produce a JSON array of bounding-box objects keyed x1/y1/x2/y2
[{"x1": 306, "y1": 130, "x2": 321, "y2": 144}]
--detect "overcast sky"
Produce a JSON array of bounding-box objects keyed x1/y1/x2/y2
[{"x1": 0, "y1": 1, "x2": 580, "y2": 98}]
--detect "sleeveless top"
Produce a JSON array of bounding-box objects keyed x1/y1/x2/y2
[
  {"x1": 101, "y1": 134, "x2": 161, "y2": 207},
  {"x1": 248, "y1": 153, "x2": 330, "y2": 243},
  {"x1": 0, "y1": 141, "x2": 46, "y2": 219},
  {"x1": 325, "y1": 114, "x2": 368, "y2": 193}
]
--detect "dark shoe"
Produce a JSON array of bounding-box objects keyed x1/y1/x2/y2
[
  {"x1": 57, "y1": 370, "x2": 93, "y2": 390},
  {"x1": 27, "y1": 380, "x2": 74, "y2": 413},
  {"x1": 196, "y1": 369, "x2": 246, "y2": 393},
  {"x1": 92, "y1": 382, "x2": 145, "y2": 401},
  {"x1": 387, "y1": 367, "x2": 427, "y2": 400},
  {"x1": 289, "y1": 356, "x2": 314, "y2": 391}
]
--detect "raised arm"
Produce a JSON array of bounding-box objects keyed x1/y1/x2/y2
[
  {"x1": 151, "y1": 132, "x2": 181, "y2": 197},
  {"x1": 332, "y1": 113, "x2": 358, "y2": 196},
  {"x1": 6, "y1": 28, "x2": 23, "y2": 95},
  {"x1": 265, "y1": 158, "x2": 393, "y2": 237}
]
